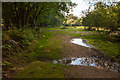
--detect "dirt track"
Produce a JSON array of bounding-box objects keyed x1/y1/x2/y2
[{"x1": 54, "y1": 32, "x2": 119, "y2": 78}]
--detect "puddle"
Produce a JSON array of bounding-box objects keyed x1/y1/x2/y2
[
  {"x1": 53, "y1": 57, "x2": 119, "y2": 72},
  {"x1": 70, "y1": 38, "x2": 96, "y2": 48}
]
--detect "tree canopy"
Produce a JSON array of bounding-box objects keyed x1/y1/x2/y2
[
  {"x1": 64, "y1": 14, "x2": 82, "y2": 26},
  {"x1": 82, "y1": 1, "x2": 120, "y2": 32},
  {"x1": 2, "y1": 2, "x2": 76, "y2": 30}
]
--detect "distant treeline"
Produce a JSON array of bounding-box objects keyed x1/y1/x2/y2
[{"x1": 64, "y1": 14, "x2": 82, "y2": 26}]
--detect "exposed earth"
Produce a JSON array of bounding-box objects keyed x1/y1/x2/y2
[
  {"x1": 5, "y1": 30, "x2": 119, "y2": 78},
  {"x1": 51, "y1": 30, "x2": 119, "y2": 78}
]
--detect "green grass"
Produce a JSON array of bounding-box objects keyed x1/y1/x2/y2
[
  {"x1": 82, "y1": 34, "x2": 120, "y2": 62},
  {"x1": 46, "y1": 27, "x2": 120, "y2": 62},
  {"x1": 29, "y1": 31, "x2": 63, "y2": 60},
  {"x1": 3, "y1": 26, "x2": 120, "y2": 78},
  {"x1": 63, "y1": 27, "x2": 85, "y2": 32},
  {"x1": 15, "y1": 61, "x2": 66, "y2": 78},
  {"x1": 8, "y1": 27, "x2": 119, "y2": 64},
  {"x1": 49, "y1": 26, "x2": 120, "y2": 62},
  {"x1": 47, "y1": 27, "x2": 61, "y2": 30},
  {"x1": 47, "y1": 26, "x2": 85, "y2": 31},
  {"x1": 15, "y1": 30, "x2": 63, "y2": 64}
]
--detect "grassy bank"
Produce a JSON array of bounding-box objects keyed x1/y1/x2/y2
[
  {"x1": 49, "y1": 27, "x2": 120, "y2": 62},
  {"x1": 14, "y1": 61, "x2": 66, "y2": 78},
  {"x1": 82, "y1": 34, "x2": 120, "y2": 62},
  {"x1": 2, "y1": 27, "x2": 67, "y2": 78},
  {"x1": 2, "y1": 26, "x2": 120, "y2": 78},
  {"x1": 47, "y1": 27, "x2": 120, "y2": 62}
]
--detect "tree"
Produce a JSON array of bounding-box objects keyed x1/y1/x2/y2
[
  {"x1": 65, "y1": 14, "x2": 81, "y2": 26},
  {"x1": 82, "y1": 1, "x2": 120, "y2": 33},
  {"x1": 2, "y1": 2, "x2": 76, "y2": 30}
]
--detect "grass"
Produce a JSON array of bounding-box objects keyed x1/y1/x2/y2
[
  {"x1": 7, "y1": 27, "x2": 73, "y2": 78},
  {"x1": 3, "y1": 27, "x2": 70, "y2": 78},
  {"x1": 34, "y1": 34, "x2": 63, "y2": 60},
  {"x1": 47, "y1": 27, "x2": 120, "y2": 62},
  {"x1": 15, "y1": 61, "x2": 66, "y2": 78},
  {"x1": 27, "y1": 29, "x2": 65, "y2": 60},
  {"x1": 47, "y1": 26, "x2": 85, "y2": 31},
  {"x1": 47, "y1": 27, "x2": 83, "y2": 38},
  {"x1": 11, "y1": 30, "x2": 64, "y2": 65},
  {"x1": 82, "y1": 34, "x2": 120, "y2": 62},
  {"x1": 3, "y1": 26, "x2": 120, "y2": 78}
]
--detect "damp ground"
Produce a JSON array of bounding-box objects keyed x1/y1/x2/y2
[
  {"x1": 53, "y1": 57, "x2": 119, "y2": 72},
  {"x1": 58, "y1": 34, "x2": 119, "y2": 78},
  {"x1": 8, "y1": 28, "x2": 119, "y2": 78},
  {"x1": 52, "y1": 38, "x2": 119, "y2": 74}
]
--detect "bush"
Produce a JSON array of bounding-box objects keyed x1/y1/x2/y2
[{"x1": 2, "y1": 27, "x2": 41, "y2": 56}]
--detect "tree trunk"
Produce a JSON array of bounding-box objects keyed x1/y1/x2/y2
[
  {"x1": 88, "y1": 26, "x2": 91, "y2": 30},
  {"x1": 84, "y1": 26, "x2": 86, "y2": 30},
  {"x1": 97, "y1": 27, "x2": 99, "y2": 31}
]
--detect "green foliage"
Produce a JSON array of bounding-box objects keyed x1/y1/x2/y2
[
  {"x1": 2, "y1": 44, "x2": 12, "y2": 51},
  {"x1": 3, "y1": 61, "x2": 12, "y2": 66},
  {"x1": 65, "y1": 14, "x2": 82, "y2": 26},
  {"x1": 2, "y1": 27, "x2": 120, "y2": 78},
  {"x1": 2, "y1": 2, "x2": 76, "y2": 30},
  {"x1": 3, "y1": 61, "x2": 13, "y2": 70},
  {"x1": 2, "y1": 27, "x2": 40, "y2": 57},
  {"x1": 82, "y1": 1, "x2": 120, "y2": 32}
]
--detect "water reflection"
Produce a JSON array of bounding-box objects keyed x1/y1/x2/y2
[
  {"x1": 70, "y1": 38, "x2": 96, "y2": 49},
  {"x1": 53, "y1": 57, "x2": 119, "y2": 72}
]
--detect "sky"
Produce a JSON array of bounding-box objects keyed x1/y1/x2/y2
[
  {"x1": 69, "y1": 0, "x2": 120, "y2": 18},
  {"x1": 69, "y1": 0, "x2": 90, "y2": 18}
]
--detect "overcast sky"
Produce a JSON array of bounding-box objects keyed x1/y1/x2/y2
[
  {"x1": 68, "y1": 0, "x2": 120, "y2": 18},
  {"x1": 69, "y1": 0, "x2": 89, "y2": 18}
]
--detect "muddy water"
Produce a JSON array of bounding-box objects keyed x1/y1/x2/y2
[
  {"x1": 70, "y1": 38, "x2": 90, "y2": 47},
  {"x1": 53, "y1": 57, "x2": 119, "y2": 72},
  {"x1": 52, "y1": 38, "x2": 119, "y2": 72},
  {"x1": 70, "y1": 38, "x2": 96, "y2": 49}
]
